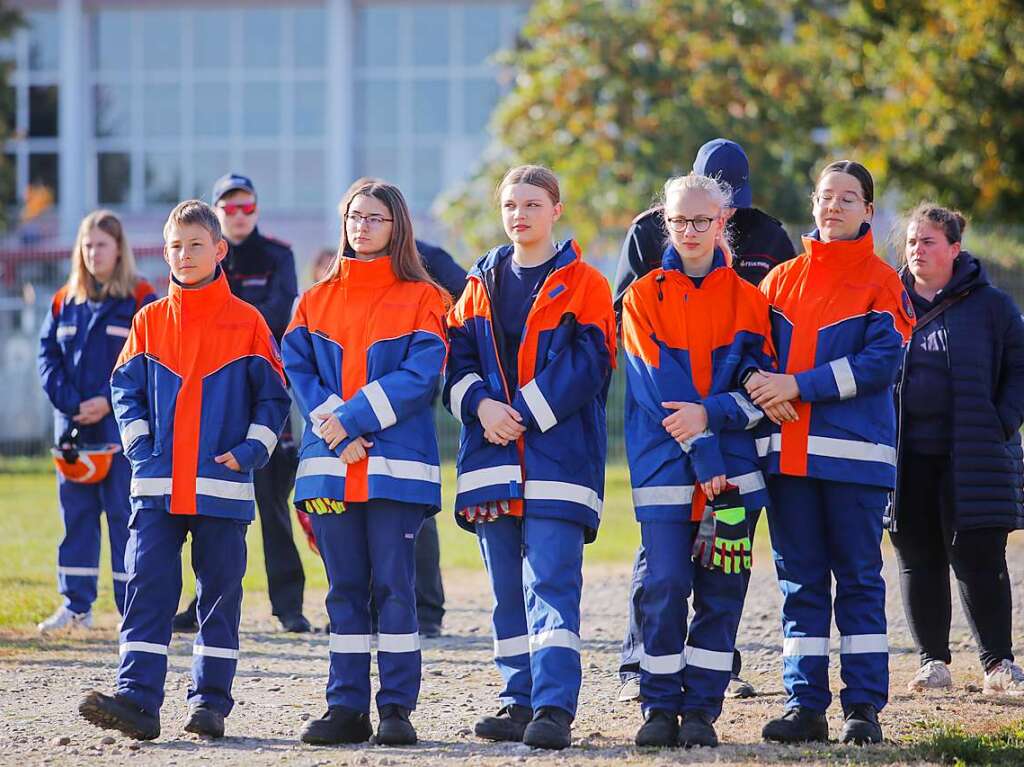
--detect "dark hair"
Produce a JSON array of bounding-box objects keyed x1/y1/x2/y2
[
  {"x1": 906, "y1": 202, "x2": 967, "y2": 244},
  {"x1": 816, "y1": 160, "x2": 874, "y2": 204}
]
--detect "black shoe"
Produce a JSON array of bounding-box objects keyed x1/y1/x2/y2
[
  {"x1": 171, "y1": 606, "x2": 199, "y2": 633},
  {"x1": 376, "y1": 704, "x2": 417, "y2": 746},
  {"x1": 842, "y1": 703, "x2": 882, "y2": 745},
  {"x1": 184, "y1": 705, "x2": 224, "y2": 738},
  {"x1": 419, "y1": 624, "x2": 442, "y2": 639},
  {"x1": 300, "y1": 706, "x2": 373, "y2": 745},
  {"x1": 634, "y1": 709, "x2": 678, "y2": 747},
  {"x1": 279, "y1": 613, "x2": 312, "y2": 633},
  {"x1": 762, "y1": 706, "x2": 829, "y2": 743},
  {"x1": 678, "y1": 710, "x2": 718, "y2": 748},
  {"x1": 475, "y1": 704, "x2": 533, "y2": 742},
  {"x1": 523, "y1": 706, "x2": 572, "y2": 750},
  {"x1": 79, "y1": 691, "x2": 160, "y2": 741}
]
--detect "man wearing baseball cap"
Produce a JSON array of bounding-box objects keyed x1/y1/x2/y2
[
  {"x1": 612, "y1": 138, "x2": 796, "y2": 703},
  {"x1": 172, "y1": 173, "x2": 309, "y2": 634}
]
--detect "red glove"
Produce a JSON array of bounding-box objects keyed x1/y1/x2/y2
[{"x1": 294, "y1": 507, "x2": 319, "y2": 555}]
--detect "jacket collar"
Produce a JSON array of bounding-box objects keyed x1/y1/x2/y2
[
  {"x1": 471, "y1": 239, "x2": 580, "y2": 278},
  {"x1": 661, "y1": 246, "x2": 727, "y2": 279},
  {"x1": 335, "y1": 254, "x2": 398, "y2": 288},
  {"x1": 802, "y1": 223, "x2": 876, "y2": 269},
  {"x1": 168, "y1": 265, "x2": 233, "y2": 320}
]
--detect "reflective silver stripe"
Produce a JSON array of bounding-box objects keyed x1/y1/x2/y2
[
  {"x1": 120, "y1": 641, "x2": 167, "y2": 656},
  {"x1": 246, "y1": 423, "x2": 278, "y2": 455},
  {"x1": 529, "y1": 628, "x2": 581, "y2": 653},
  {"x1": 329, "y1": 633, "x2": 372, "y2": 653},
  {"x1": 830, "y1": 357, "x2": 857, "y2": 400},
  {"x1": 367, "y1": 456, "x2": 440, "y2": 484},
  {"x1": 807, "y1": 436, "x2": 896, "y2": 466},
  {"x1": 58, "y1": 566, "x2": 100, "y2": 576},
  {"x1": 729, "y1": 391, "x2": 763, "y2": 428},
  {"x1": 678, "y1": 429, "x2": 713, "y2": 453},
  {"x1": 632, "y1": 485, "x2": 694, "y2": 507},
  {"x1": 840, "y1": 634, "x2": 888, "y2": 654},
  {"x1": 193, "y1": 644, "x2": 240, "y2": 660},
  {"x1": 493, "y1": 634, "x2": 530, "y2": 657},
  {"x1": 196, "y1": 478, "x2": 255, "y2": 502},
  {"x1": 756, "y1": 433, "x2": 782, "y2": 457},
  {"x1": 783, "y1": 637, "x2": 830, "y2": 656},
  {"x1": 640, "y1": 649, "x2": 685, "y2": 674},
  {"x1": 684, "y1": 645, "x2": 734, "y2": 672},
  {"x1": 297, "y1": 456, "x2": 347, "y2": 479},
  {"x1": 456, "y1": 465, "x2": 522, "y2": 494},
  {"x1": 56, "y1": 325, "x2": 77, "y2": 339},
  {"x1": 520, "y1": 379, "x2": 557, "y2": 432},
  {"x1": 363, "y1": 380, "x2": 397, "y2": 429},
  {"x1": 310, "y1": 394, "x2": 344, "y2": 438},
  {"x1": 131, "y1": 477, "x2": 172, "y2": 496},
  {"x1": 121, "y1": 419, "x2": 150, "y2": 450},
  {"x1": 449, "y1": 372, "x2": 483, "y2": 420},
  {"x1": 112, "y1": 571, "x2": 130, "y2": 582},
  {"x1": 378, "y1": 632, "x2": 421, "y2": 653},
  {"x1": 730, "y1": 470, "x2": 766, "y2": 495},
  {"x1": 524, "y1": 480, "x2": 602, "y2": 518},
  {"x1": 105, "y1": 325, "x2": 130, "y2": 338}
]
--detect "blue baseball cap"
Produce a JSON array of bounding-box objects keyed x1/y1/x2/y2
[
  {"x1": 211, "y1": 173, "x2": 257, "y2": 204},
  {"x1": 692, "y1": 139, "x2": 752, "y2": 208}
]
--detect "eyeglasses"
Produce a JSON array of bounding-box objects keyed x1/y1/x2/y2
[
  {"x1": 664, "y1": 215, "x2": 718, "y2": 233},
  {"x1": 218, "y1": 202, "x2": 257, "y2": 216},
  {"x1": 813, "y1": 192, "x2": 865, "y2": 208},
  {"x1": 345, "y1": 212, "x2": 393, "y2": 228}
]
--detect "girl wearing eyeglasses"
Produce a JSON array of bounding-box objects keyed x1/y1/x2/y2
[
  {"x1": 620, "y1": 173, "x2": 776, "y2": 748},
  {"x1": 282, "y1": 181, "x2": 448, "y2": 747},
  {"x1": 746, "y1": 161, "x2": 914, "y2": 745},
  {"x1": 443, "y1": 165, "x2": 615, "y2": 750}
]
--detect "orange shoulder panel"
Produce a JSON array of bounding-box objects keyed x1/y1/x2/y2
[{"x1": 51, "y1": 286, "x2": 68, "y2": 318}]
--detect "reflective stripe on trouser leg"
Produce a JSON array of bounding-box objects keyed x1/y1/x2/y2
[
  {"x1": 367, "y1": 499, "x2": 427, "y2": 712},
  {"x1": 826, "y1": 481, "x2": 889, "y2": 712},
  {"x1": 477, "y1": 516, "x2": 532, "y2": 708},
  {"x1": 638, "y1": 521, "x2": 692, "y2": 714},
  {"x1": 100, "y1": 453, "x2": 133, "y2": 616},
  {"x1": 682, "y1": 553, "x2": 746, "y2": 720},
  {"x1": 768, "y1": 476, "x2": 833, "y2": 712},
  {"x1": 188, "y1": 515, "x2": 248, "y2": 717},
  {"x1": 116, "y1": 509, "x2": 188, "y2": 715},
  {"x1": 56, "y1": 472, "x2": 102, "y2": 614},
  {"x1": 311, "y1": 505, "x2": 373, "y2": 713},
  {"x1": 523, "y1": 515, "x2": 585, "y2": 718}
]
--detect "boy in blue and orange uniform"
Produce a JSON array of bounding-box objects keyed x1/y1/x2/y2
[{"x1": 78, "y1": 200, "x2": 291, "y2": 741}]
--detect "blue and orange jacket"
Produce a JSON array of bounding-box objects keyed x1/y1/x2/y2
[
  {"x1": 758, "y1": 226, "x2": 915, "y2": 488},
  {"x1": 622, "y1": 248, "x2": 775, "y2": 523},
  {"x1": 110, "y1": 268, "x2": 291, "y2": 520},
  {"x1": 443, "y1": 240, "x2": 616, "y2": 540},
  {"x1": 282, "y1": 256, "x2": 448, "y2": 510},
  {"x1": 38, "y1": 280, "x2": 156, "y2": 446}
]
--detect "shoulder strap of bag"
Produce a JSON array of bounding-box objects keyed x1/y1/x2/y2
[{"x1": 911, "y1": 288, "x2": 972, "y2": 334}]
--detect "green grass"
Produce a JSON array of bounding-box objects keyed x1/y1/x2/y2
[
  {"x1": 0, "y1": 460, "x2": 641, "y2": 631},
  {"x1": 910, "y1": 720, "x2": 1024, "y2": 766}
]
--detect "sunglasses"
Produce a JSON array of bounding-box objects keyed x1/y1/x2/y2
[{"x1": 218, "y1": 202, "x2": 257, "y2": 216}]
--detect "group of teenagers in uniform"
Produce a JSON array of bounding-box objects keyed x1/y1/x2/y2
[{"x1": 37, "y1": 138, "x2": 1024, "y2": 751}]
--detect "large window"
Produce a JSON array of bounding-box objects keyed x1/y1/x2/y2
[
  {"x1": 89, "y1": 5, "x2": 327, "y2": 211},
  {"x1": 353, "y1": 2, "x2": 526, "y2": 213}
]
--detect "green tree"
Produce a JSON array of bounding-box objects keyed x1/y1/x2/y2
[{"x1": 440, "y1": 0, "x2": 823, "y2": 261}]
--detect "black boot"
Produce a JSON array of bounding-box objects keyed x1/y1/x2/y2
[
  {"x1": 184, "y1": 705, "x2": 225, "y2": 738},
  {"x1": 376, "y1": 704, "x2": 417, "y2": 746},
  {"x1": 523, "y1": 706, "x2": 572, "y2": 750},
  {"x1": 79, "y1": 691, "x2": 160, "y2": 741},
  {"x1": 300, "y1": 706, "x2": 373, "y2": 745},
  {"x1": 762, "y1": 706, "x2": 829, "y2": 743},
  {"x1": 842, "y1": 703, "x2": 882, "y2": 745},
  {"x1": 678, "y1": 710, "x2": 718, "y2": 748},
  {"x1": 279, "y1": 613, "x2": 312, "y2": 633},
  {"x1": 634, "y1": 709, "x2": 678, "y2": 747},
  {"x1": 475, "y1": 704, "x2": 533, "y2": 742},
  {"x1": 171, "y1": 598, "x2": 199, "y2": 633}
]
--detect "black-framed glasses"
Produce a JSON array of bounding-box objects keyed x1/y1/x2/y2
[
  {"x1": 345, "y1": 212, "x2": 393, "y2": 228},
  {"x1": 664, "y1": 215, "x2": 718, "y2": 233}
]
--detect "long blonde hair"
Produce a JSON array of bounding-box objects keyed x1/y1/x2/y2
[{"x1": 67, "y1": 210, "x2": 140, "y2": 302}]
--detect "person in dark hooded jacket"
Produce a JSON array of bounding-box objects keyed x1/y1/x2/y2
[{"x1": 891, "y1": 203, "x2": 1024, "y2": 696}]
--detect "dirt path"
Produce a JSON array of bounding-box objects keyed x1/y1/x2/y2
[{"x1": 2, "y1": 543, "x2": 1024, "y2": 766}]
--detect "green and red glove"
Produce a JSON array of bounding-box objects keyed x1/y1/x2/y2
[{"x1": 691, "y1": 489, "x2": 752, "y2": 574}]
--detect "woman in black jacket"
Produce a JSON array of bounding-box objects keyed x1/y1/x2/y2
[{"x1": 891, "y1": 203, "x2": 1024, "y2": 695}]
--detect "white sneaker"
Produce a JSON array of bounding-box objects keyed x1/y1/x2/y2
[
  {"x1": 983, "y1": 659, "x2": 1024, "y2": 696},
  {"x1": 37, "y1": 606, "x2": 93, "y2": 634},
  {"x1": 616, "y1": 677, "x2": 641, "y2": 703},
  {"x1": 907, "y1": 660, "x2": 952, "y2": 691}
]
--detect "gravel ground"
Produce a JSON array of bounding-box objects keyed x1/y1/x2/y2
[{"x1": 2, "y1": 540, "x2": 1023, "y2": 766}]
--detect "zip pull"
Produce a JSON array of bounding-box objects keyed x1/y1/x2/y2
[{"x1": 655, "y1": 274, "x2": 665, "y2": 301}]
